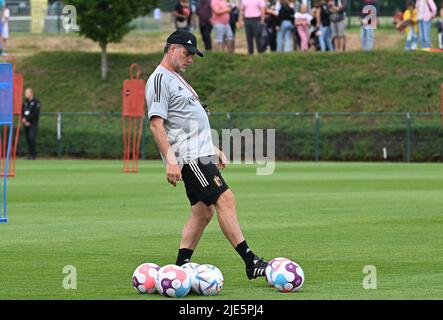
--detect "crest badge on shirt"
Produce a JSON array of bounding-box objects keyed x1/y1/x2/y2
[{"x1": 213, "y1": 176, "x2": 223, "y2": 188}]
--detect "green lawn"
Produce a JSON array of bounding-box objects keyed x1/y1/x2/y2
[{"x1": 0, "y1": 160, "x2": 442, "y2": 299}]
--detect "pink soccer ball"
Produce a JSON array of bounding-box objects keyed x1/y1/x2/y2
[
  {"x1": 132, "y1": 262, "x2": 160, "y2": 294},
  {"x1": 157, "y1": 264, "x2": 191, "y2": 298},
  {"x1": 265, "y1": 257, "x2": 290, "y2": 286},
  {"x1": 268, "y1": 258, "x2": 304, "y2": 292}
]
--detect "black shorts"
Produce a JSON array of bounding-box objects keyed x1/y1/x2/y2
[{"x1": 181, "y1": 156, "x2": 229, "y2": 206}]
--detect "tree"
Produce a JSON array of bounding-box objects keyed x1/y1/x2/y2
[{"x1": 67, "y1": 0, "x2": 156, "y2": 80}]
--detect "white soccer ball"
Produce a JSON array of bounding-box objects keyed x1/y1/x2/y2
[
  {"x1": 267, "y1": 258, "x2": 304, "y2": 292},
  {"x1": 157, "y1": 264, "x2": 191, "y2": 298},
  {"x1": 191, "y1": 264, "x2": 224, "y2": 296},
  {"x1": 132, "y1": 262, "x2": 160, "y2": 294}
]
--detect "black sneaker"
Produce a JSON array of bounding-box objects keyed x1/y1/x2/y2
[{"x1": 246, "y1": 256, "x2": 268, "y2": 280}]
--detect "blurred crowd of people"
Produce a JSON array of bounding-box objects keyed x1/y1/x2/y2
[
  {"x1": 173, "y1": 0, "x2": 443, "y2": 53},
  {"x1": 393, "y1": 0, "x2": 442, "y2": 50},
  {"x1": 174, "y1": 0, "x2": 349, "y2": 54}
]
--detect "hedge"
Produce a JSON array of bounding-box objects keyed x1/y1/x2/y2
[{"x1": 13, "y1": 113, "x2": 443, "y2": 162}]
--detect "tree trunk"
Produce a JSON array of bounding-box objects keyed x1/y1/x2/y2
[{"x1": 100, "y1": 42, "x2": 108, "y2": 80}]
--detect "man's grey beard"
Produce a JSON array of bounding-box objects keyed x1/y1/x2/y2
[{"x1": 172, "y1": 62, "x2": 186, "y2": 74}]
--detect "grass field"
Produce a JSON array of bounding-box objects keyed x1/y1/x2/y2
[{"x1": 0, "y1": 160, "x2": 442, "y2": 300}]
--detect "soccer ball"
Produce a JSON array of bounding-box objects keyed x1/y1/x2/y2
[
  {"x1": 267, "y1": 258, "x2": 304, "y2": 292},
  {"x1": 182, "y1": 262, "x2": 200, "y2": 277},
  {"x1": 191, "y1": 264, "x2": 224, "y2": 296},
  {"x1": 157, "y1": 264, "x2": 191, "y2": 298},
  {"x1": 265, "y1": 257, "x2": 290, "y2": 286},
  {"x1": 132, "y1": 262, "x2": 160, "y2": 294}
]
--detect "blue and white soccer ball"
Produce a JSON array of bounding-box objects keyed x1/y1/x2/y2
[
  {"x1": 266, "y1": 257, "x2": 304, "y2": 292},
  {"x1": 191, "y1": 264, "x2": 224, "y2": 296},
  {"x1": 182, "y1": 262, "x2": 200, "y2": 277},
  {"x1": 157, "y1": 264, "x2": 191, "y2": 298}
]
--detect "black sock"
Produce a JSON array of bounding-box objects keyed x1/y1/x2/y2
[
  {"x1": 176, "y1": 248, "x2": 194, "y2": 266},
  {"x1": 235, "y1": 240, "x2": 255, "y2": 267}
]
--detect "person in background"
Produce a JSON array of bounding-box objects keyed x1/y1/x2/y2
[
  {"x1": 190, "y1": 0, "x2": 199, "y2": 32},
  {"x1": 197, "y1": 0, "x2": 213, "y2": 51},
  {"x1": 22, "y1": 88, "x2": 41, "y2": 160},
  {"x1": 403, "y1": 0, "x2": 418, "y2": 50},
  {"x1": 310, "y1": 3, "x2": 321, "y2": 50},
  {"x1": 416, "y1": 0, "x2": 437, "y2": 49},
  {"x1": 289, "y1": 0, "x2": 301, "y2": 50},
  {"x1": 238, "y1": 0, "x2": 267, "y2": 54},
  {"x1": 360, "y1": 0, "x2": 377, "y2": 51},
  {"x1": 393, "y1": 7, "x2": 404, "y2": 27},
  {"x1": 229, "y1": 0, "x2": 240, "y2": 36},
  {"x1": 436, "y1": 1, "x2": 443, "y2": 48},
  {"x1": 2, "y1": 4, "x2": 9, "y2": 55},
  {"x1": 175, "y1": 0, "x2": 193, "y2": 32},
  {"x1": 0, "y1": 4, "x2": 3, "y2": 55},
  {"x1": 295, "y1": 3, "x2": 313, "y2": 51},
  {"x1": 315, "y1": 0, "x2": 334, "y2": 51},
  {"x1": 329, "y1": 0, "x2": 347, "y2": 51},
  {"x1": 276, "y1": 0, "x2": 295, "y2": 52},
  {"x1": 229, "y1": 0, "x2": 240, "y2": 52},
  {"x1": 211, "y1": 0, "x2": 235, "y2": 52},
  {"x1": 265, "y1": 0, "x2": 279, "y2": 51}
]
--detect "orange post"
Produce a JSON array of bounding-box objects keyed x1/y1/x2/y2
[
  {"x1": 122, "y1": 64, "x2": 146, "y2": 173},
  {"x1": 1, "y1": 56, "x2": 23, "y2": 177}
]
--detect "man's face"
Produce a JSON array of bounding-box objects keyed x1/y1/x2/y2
[
  {"x1": 25, "y1": 89, "x2": 33, "y2": 100},
  {"x1": 170, "y1": 44, "x2": 194, "y2": 73}
]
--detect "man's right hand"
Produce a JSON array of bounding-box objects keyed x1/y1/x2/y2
[
  {"x1": 166, "y1": 163, "x2": 182, "y2": 187},
  {"x1": 150, "y1": 117, "x2": 182, "y2": 187},
  {"x1": 22, "y1": 118, "x2": 30, "y2": 127}
]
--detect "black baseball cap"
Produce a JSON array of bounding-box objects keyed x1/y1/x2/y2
[{"x1": 166, "y1": 30, "x2": 204, "y2": 57}]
